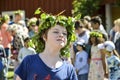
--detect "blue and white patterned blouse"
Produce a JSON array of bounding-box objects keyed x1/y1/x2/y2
[{"x1": 107, "y1": 55, "x2": 120, "y2": 80}]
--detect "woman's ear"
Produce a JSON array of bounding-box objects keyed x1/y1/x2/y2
[{"x1": 42, "y1": 34, "x2": 47, "y2": 41}]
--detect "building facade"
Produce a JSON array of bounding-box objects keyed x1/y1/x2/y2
[{"x1": 0, "y1": 0, "x2": 73, "y2": 18}]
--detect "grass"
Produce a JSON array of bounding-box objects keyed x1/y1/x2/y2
[{"x1": 7, "y1": 67, "x2": 14, "y2": 80}]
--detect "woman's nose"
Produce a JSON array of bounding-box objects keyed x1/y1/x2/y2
[{"x1": 59, "y1": 32, "x2": 64, "y2": 37}]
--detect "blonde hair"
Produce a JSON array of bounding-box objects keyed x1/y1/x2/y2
[{"x1": 114, "y1": 18, "x2": 120, "y2": 27}]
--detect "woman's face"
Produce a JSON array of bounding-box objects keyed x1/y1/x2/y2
[
  {"x1": 30, "y1": 25, "x2": 38, "y2": 33},
  {"x1": 90, "y1": 37, "x2": 96, "y2": 44},
  {"x1": 45, "y1": 25, "x2": 67, "y2": 49},
  {"x1": 76, "y1": 45, "x2": 83, "y2": 51},
  {"x1": 91, "y1": 22, "x2": 99, "y2": 30}
]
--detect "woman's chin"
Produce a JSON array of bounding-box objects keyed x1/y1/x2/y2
[
  {"x1": 55, "y1": 43, "x2": 66, "y2": 48},
  {"x1": 60, "y1": 43, "x2": 66, "y2": 48}
]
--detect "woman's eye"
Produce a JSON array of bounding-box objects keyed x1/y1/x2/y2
[
  {"x1": 63, "y1": 33, "x2": 67, "y2": 36},
  {"x1": 53, "y1": 31, "x2": 59, "y2": 34},
  {"x1": 53, "y1": 31, "x2": 67, "y2": 36}
]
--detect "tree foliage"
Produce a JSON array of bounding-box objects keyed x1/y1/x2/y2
[
  {"x1": 116, "y1": 0, "x2": 120, "y2": 6},
  {"x1": 72, "y1": 0, "x2": 102, "y2": 18}
]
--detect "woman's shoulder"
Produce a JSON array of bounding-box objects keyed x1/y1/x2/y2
[{"x1": 22, "y1": 54, "x2": 39, "y2": 62}]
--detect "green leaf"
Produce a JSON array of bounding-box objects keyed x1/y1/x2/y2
[
  {"x1": 74, "y1": 14, "x2": 81, "y2": 20},
  {"x1": 40, "y1": 13, "x2": 47, "y2": 20},
  {"x1": 34, "y1": 8, "x2": 41, "y2": 15}
]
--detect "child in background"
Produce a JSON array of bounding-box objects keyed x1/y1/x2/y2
[
  {"x1": 74, "y1": 39, "x2": 89, "y2": 80},
  {"x1": 14, "y1": 37, "x2": 36, "y2": 80},
  {"x1": 88, "y1": 31, "x2": 105, "y2": 80},
  {"x1": 18, "y1": 37, "x2": 36, "y2": 63},
  {"x1": 98, "y1": 41, "x2": 120, "y2": 80}
]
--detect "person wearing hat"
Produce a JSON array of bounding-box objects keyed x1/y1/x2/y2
[
  {"x1": 74, "y1": 39, "x2": 89, "y2": 80},
  {"x1": 98, "y1": 41, "x2": 120, "y2": 80}
]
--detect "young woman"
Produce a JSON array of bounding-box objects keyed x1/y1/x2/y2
[
  {"x1": 98, "y1": 41, "x2": 120, "y2": 80},
  {"x1": 15, "y1": 13, "x2": 78, "y2": 80}
]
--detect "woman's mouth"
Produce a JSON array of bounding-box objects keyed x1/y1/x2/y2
[{"x1": 56, "y1": 39, "x2": 64, "y2": 42}]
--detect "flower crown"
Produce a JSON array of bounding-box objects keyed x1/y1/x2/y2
[
  {"x1": 28, "y1": 18, "x2": 37, "y2": 26},
  {"x1": 90, "y1": 31, "x2": 103, "y2": 38},
  {"x1": 14, "y1": 10, "x2": 23, "y2": 16},
  {"x1": 32, "y1": 8, "x2": 76, "y2": 57},
  {"x1": 1, "y1": 14, "x2": 9, "y2": 22}
]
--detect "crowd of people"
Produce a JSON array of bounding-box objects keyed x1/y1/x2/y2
[
  {"x1": 0, "y1": 10, "x2": 38, "y2": 80},
  {"x1": 0, "y1": 10, "x2": 120, "y2": 80}
]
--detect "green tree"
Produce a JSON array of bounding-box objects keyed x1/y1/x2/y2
[
  {"x1": 72, "y1": 0, "x2": 102, "y2": 18},
  {"x1": 116, "y1": 0, "x2": 120, "y2": 6}
]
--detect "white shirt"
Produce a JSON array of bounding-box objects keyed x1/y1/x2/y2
[
  {"x1": 74, "y1": 50, "x2": 89, "y2": 75},
  {"x1": 18, "y1": 47, "x2": 36, "y2": 63},
  {"x1": 114, "y1": 32, "x2": 120, "y2": 43},
  {"x1": 77, "y1": 30, "x2": 90, "y2": 44}
]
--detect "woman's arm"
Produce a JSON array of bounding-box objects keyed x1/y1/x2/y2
[{"x1": 100, "y1": 50, "x2": 108, "y2": 78}]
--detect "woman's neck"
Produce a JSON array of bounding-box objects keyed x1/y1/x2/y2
[
  {"x1": 39, "y1": 49, "x2": 63, "y2": 68},
  {"x1": 42, "y1": 46, "x2": 60, "y2": 57}
]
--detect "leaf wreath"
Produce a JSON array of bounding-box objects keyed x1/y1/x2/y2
[
  {"x1": 32, "y1": 8, "x2": 76, "y2": 57},
  {"x1": 90, "y1": 31, "x2": 103, "y2": 38}
]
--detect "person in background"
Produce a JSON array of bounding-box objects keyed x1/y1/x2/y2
[
  {"x1": 0, "y1": 14, "x2": 13, "y2": 79},
  {"x1": 72, "y1": 20, "x2": 90, "y2": 64},
  {"x1": 15, "y1": 13, "x2": 78, "y2": 80},
  {"x1": 7, "y1": 24, "x2": 26, "y2": 80},
  {"x1": 74, "y1": 20, "x2": 90, "y2": 44},
  {"x1": 90, "y1": 16, "x2": 108, "y2": 40},
  {"x1": 98, "y1": 41, "x2": 120, "y2": 80},
  {"x1": 12, "y1": 10, "x2": 28, "y2": 38},
  {"x1": 72, "y1": 21, "x2": 90, "y2": 65},
  {"x1": 13, "y1": 10, "x2": 26, "y2": 27},
  {"x1": 83, "y1": 15, "x2": 92, "y2": 31},
  {"x1": 27, "y1": 17, "x2": 38, "y2": 38},
  {"x1": 113, "y1": 18, "x2": 120, "y2": 55},
  {"x1": 88, "y1": 31, "x2": 106, "y2": 80},
  {"x1": 74, "y1": 39, "x2": 89, "y2": 80},
  {"x1": 18, "y1": 37, "x2": 36, "y2": 63},
  {"x1": 0, "y1": 37, "x2": 7, "y2": 80}
]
